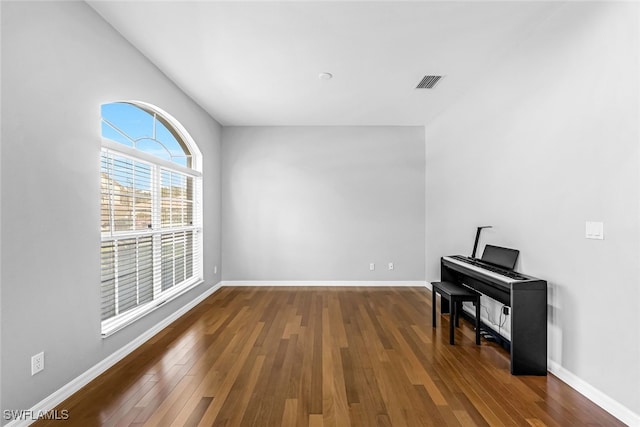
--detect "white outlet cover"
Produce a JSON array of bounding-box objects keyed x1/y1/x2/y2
[
  {"x1": 585, "y1": 221, "x2": 604, "y2": 240},
  {"x1": 31, "y1": 352, "x2": 44, "y2": 375},
  {"x1": 369, "y1": 263, "x2": 375, "y2": 271}
]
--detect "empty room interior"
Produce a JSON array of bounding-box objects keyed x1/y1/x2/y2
[{"x1": 1, "y1": 1, "x2": 640, "y2": 426}]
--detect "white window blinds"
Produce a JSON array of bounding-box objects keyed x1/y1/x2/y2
[{"x1": 100, "y1": 149, "x2": 202, "y2": 333}]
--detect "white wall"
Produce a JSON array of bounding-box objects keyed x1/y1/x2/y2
[
  {"x1": 222, "y1": 126, "x2": 425, "y2": 282},
  {"x1": 0, "y1": 1, "x2": 222, "y2": 417},
  {"x1": 0, "y1": 1, "x2": 3, "y2": 415},
  {"x1": 426, "y1": 1, "x2": 640, "y2": 420},
  {"x1": 2, "y1": 0, "x2": 637, "y2": 423}
]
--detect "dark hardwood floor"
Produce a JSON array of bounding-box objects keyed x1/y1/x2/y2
[{"x1": 35, "y1": 287, "x2": 624, "y2": 426}]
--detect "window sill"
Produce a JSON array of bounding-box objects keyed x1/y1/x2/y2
[{"x1": 101, "y1": 278, "x2": 204, "y2": 338}]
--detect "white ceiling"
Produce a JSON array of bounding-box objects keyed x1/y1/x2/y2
[{"x1": 88, "y1": 1, "x2": 564, "y2": 126}]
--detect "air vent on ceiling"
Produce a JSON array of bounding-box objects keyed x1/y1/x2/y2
[{"x1": 416, "y1": 75, "x2": 443, "y2": 89}]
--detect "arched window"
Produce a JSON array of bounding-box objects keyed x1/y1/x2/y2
[{"x1": 100, "y1": 101, "x2": 202, "y2": 336}]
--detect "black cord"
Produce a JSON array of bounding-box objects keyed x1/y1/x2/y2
[
  {"x1": 498, "y1": 305, "x2": 508, "y2": 335},
  {"x1": 475, "y1": 304, "x2": 510, "y2": 339}
]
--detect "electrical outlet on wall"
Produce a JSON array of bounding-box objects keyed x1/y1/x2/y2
[
  {"x1": 369, "y1": 263, "x2": 375, "y2": 271},
  {"x1": 388, "y1": 262, "x2": 394, "y2": 270},
  {"x1": 585, "y1": 221, "x2": 604, "y2": 240},
  {"x1": 31, "y1": 352, "x2": 44, "y2": 375}
]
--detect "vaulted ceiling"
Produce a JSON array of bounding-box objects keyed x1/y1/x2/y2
[{"x1": 88, "y1": 1, "x2": 564, "y2": 126}]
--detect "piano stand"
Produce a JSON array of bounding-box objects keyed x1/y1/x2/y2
[
  {"x1": 441, "y1": 256, "x2": 548, "y2": 375},
  {"x1": 431, "y1": 281, "x2": 481, "y2": 345}
]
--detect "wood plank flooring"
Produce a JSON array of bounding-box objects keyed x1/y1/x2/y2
[{"x1": 34, "y1": 287, "x2": 624, "y2": 426}]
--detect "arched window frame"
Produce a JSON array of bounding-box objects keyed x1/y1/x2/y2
[{"x1": 100, "y1": 100, "x2": 203, "y2": 337}]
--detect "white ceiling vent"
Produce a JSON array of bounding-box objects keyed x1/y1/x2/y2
[{"x1": 416, "y1": 75, "x2": 443, "y2": 89}]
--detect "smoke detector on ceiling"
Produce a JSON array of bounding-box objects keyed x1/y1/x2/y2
[{"x1": 416, "y1": 75, "x2": 443, "y2": 89}]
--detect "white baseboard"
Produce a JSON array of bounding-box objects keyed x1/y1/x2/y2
[
  {"x1": 431, "y1": 282, "x2": 638, "y2": 426},
  {"x1": 8, "y1": 282, "x2": 638, "y2": 427},
  {"x1": 221, "y1": 280, "x2": 428, "y2": 287},
  {"x1": 4, "y1": 282, "x2": 222, "y2": 427},
  {"x1": 548, "y1": 360, "x2": 640, "y2": 427}
]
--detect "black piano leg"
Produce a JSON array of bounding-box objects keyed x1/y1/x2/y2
[
  {"x1": 432, "y1": 287, "x2": 436, "y2": 328},
  {"x1": 475, "y1": 300, "x2": 481, "y2": 345},
  {"x1": 450, "y1": 299, "x2": 455, "y2": 345}
]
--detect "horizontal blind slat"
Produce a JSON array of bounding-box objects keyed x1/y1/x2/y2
[{"x1": 101, "y1": 147, "x2": 202, "y2": 328}]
